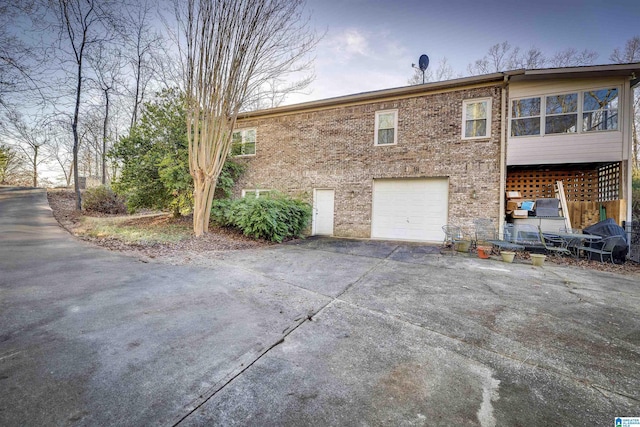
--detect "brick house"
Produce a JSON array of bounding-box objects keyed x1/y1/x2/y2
[{"x1": 232, "y1": 63, "x2": 640, "y2": 243}]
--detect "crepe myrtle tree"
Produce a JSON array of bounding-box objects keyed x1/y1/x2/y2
[{"x1": 176, "y1": 0, "x2": 317, "y2": 237}]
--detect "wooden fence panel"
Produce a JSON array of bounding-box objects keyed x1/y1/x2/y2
[{"x1": 566, "y1": 200, "x2": 625, "y2": 230}]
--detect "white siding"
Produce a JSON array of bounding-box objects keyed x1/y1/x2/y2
[{"x1": 507, "y1": 77, "x2": 629, "y2": 166}]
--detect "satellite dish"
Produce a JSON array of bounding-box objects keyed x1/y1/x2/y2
[{"x1": 418, "y1": 54, "x2": 429, "y2": 71}]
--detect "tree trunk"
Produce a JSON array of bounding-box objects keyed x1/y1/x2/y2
[
  {"x1": 130, "y1": 57, "x2": 142, "y2": 131},
  {"x1": 102, "y1": 89, "x2": 109, "y2": 185},
  {"x1": 32, "y1": 145, "x2": 38, "y2": 187},
  {"x1": 72, "y1": 58, "x2": 83, "y2": 210},
  {"x1": 192, "y1": 170, "x2": 216, "y2": 237},
  {"x1": 66, "y1": 162, "x2": 73, "y2": 187}
]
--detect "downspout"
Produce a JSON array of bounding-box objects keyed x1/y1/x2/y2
[
  {"x1": 498, "y1": 75, "x2": 509, "y2": 238},
  {"x1": 625, "y1": 76, "x2": 635, "y2": 252}
]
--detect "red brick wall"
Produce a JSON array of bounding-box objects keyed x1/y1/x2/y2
[{"x1": 234, "y1": 85, "x2": 503, "y2": 239}]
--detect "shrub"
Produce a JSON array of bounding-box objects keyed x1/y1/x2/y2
[
  {"x1": 210, "y1": 198, "x2": 235, "y2": 227},
  {"x1": 82, "y1": 186, "x2": 127, "y2": 214},
  {"x1": 211, "y1": 193, "x2": 311, "y2": 242}
]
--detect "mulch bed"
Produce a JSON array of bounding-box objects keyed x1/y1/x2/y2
[{"x1": 46, "y1": 189, "x2": 271, "y2": 255}]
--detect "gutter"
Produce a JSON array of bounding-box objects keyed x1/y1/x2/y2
[{"x1": 238, "y1": 73, "x2": 505, "y2": 119}]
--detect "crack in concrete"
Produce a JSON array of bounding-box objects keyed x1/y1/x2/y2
[
  {"x1": 591, "y1": 384, "x2": 640, "y2": 403},
  {"x1": 173, "y1": 245, "x2": 639, "y2": 424},
  {"x1": 171, "y1": 316, "x2": 308, "y2": 427},
  {"x1": 174, "y1": 244, "x2": 399, "y2": 425}
]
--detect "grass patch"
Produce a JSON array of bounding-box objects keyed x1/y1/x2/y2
[{"x1": 77, "y1": 214, "x2": 192, "y2": 245}]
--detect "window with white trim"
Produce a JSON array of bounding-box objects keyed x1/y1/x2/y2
[
  {"x1": 510, "y1": 87, "x2": 619, "y2": 137},
  {"x1": 583, "y1": 88, "x2": 618, "y2": 132},
  {"x1": 545, "y1": 93, "x2": 577, "y2": 134},
  {"x1": 242, "y1": 189, "x2": 271, "y2": 198},
  {"x1": 462, "y1": 98, "x2": 491, "y2": 139},
  {"x1": 231, "y1": 128, "x2": 256, "y2": 156},
  {"x1": 375, "y1": 110, "x2": 397, "y2": 145},
  {"x1": 511, "y1": 97, "x2": 541, "y2": 136}
]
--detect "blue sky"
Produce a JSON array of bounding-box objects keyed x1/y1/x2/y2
[{"x1": 286, "y1": 0, "x2": 640, "y2": 104}]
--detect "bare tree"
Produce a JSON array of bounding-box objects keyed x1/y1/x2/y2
[
  {"x1": 610, "y1": 36, "x2": 640, "y2": 169},
  {"x1": 610, "y1": 36, "x2": 640, "y2": 64},
  {"x1": 487, "y1": 41, "x2": 512, "y2": 72},
  {"x1": 177, "y1": 0, "x2": 317, "y2": 236},
  {"x1": 467, "y1": 41, "x2": 598, "y2": 75},
  {"x1": 0, "y1": 3, "x2": 41, "y2": 108},
  {"x1": 76, "y1": 106, "x2": 105, "y2": 179},
  {"x1": 2, "y1": 111, "x2": 51, "y2": 187},
  {"x1": 89, "y1": 43, "x2": 124, "y2": 184},
  {"x1": 123, "y1": 0, "x2": 163, "y2": 130},
  {"x1": 49, "y1": 131, "x2": 74, "y2": 186},
  {"x1": 467, "y1": 41, "x2": 512, "y2": 75},
  {"x1": 408, "y1": 57, "x2": 455, "y2": 85},
  {"x1": 244, "y1": 75, "x2": 315, "y2": 110},
  {"x1": 508, "y1": 46, "x2": 546, "y2": 70},
  {"x1": 548, "y1": 47, "x2": 598, "y2": 68},
  {"x1": 52, "y1": 0, "x2": 115, "y2": 208},
  {"x1": 0, "y1": 144, "x2": 26, "y2": 184}
]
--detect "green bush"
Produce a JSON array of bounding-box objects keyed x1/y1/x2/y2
[
  {"x1": 82, "y1": 186, "x2": 127, "y2": 214},
  {"x1": 211, "y1": 193, "x2": 311, "y2": 242},
  {"x1": 210, "y1": 198, "x2": 235, "y2": 227}
]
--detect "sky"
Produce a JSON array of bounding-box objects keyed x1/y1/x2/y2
[{"x1": 284, "y1": 0, "x2": 640, "y2": 104}]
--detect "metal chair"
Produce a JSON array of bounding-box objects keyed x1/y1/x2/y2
[
  {"x1": 473, "y1": 218, "x2": 497, "y2": 248},
  {"x1": 538, "y1": 227, "x2": 572, "y2": 256},
  {"x1": 578, "y1": 236, "x2": 625, "y2": 263},
  {"x1": 559, "y1": 227, "x2": 583, "y2": 257},
  {"x1": 441, "y1": 225, "x2": 464, "y2": 248}
]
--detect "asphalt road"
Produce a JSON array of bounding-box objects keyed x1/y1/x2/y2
[{"x1": 1, "y1": 186, "x2": 639, "y2": 426}]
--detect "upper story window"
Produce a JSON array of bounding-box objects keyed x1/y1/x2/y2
[
  {"x1": 545, "y1": 93, "x2": 577, "y2": 134},
  {"x1": 462, "y1": 98, "x2": 492, "y2": 139},
  {"x1": 511, "y1": 97, "x2": 541, "y2": 136},
  {"x1": 511, "y1": 87, "x2": 619, "y2": 137},
  {"x1": 583, "y1": 88, "x2": 618, "y2": 132},
  {"x1": 231, "y1": 128, "x2": 256, "y2": 156},
  {"x1": 375, "y1": 110, "x2": 397, "y2": 145}
]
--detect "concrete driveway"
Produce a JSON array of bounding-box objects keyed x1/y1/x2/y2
[{"x1": 1, "y1": 187, "x2": 638, "y2": 426}]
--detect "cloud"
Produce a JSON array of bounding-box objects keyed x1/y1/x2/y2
[
  {"x1": 326, "y1": 28, "x2": 371, "y2": 60},
  {"x1": 283, "y1": 27, "x2": 415, "y2": 104}
]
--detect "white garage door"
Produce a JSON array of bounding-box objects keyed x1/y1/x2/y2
[{"x1": 371, "y1": 178, "x2": 449, "y2": 242}]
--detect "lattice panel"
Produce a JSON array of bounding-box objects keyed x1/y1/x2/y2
[
  {"x1": 598, "y1": 163, "x2": 620, "y2": 202},
  {"x1": 506, "y1": 169, "x2": 598, "y2": 202}
]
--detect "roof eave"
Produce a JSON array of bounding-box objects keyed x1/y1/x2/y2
[
  {"x1": 507, "y1": 63, "x2": 640, "y2": 83},
  {"x1": 238, "y1": 63, "x2": 640, "y2": 119},
  {"x1": 238, "y1": 72, "x2": 505, "y2": 119}
]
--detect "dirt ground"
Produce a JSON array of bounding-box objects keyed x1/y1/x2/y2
[{"x1": 47, "y1": 189, "x2": 640, "y2": 275}]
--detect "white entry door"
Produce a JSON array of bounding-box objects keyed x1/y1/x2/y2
[
  {"x1": 371, "y1": 178, "x2": 448, "y2": 242},
  {"x1": 313, "y1": 189, "x2": 334, "y2": 236}
]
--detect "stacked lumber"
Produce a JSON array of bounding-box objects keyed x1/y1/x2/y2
[{"x1": 567, "y1": 200, "x2": 627, "y2": 229}]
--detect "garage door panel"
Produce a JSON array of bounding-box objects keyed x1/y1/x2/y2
[{"x1": 372, "y1": 178, "x2": 448, "y2": 242}]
